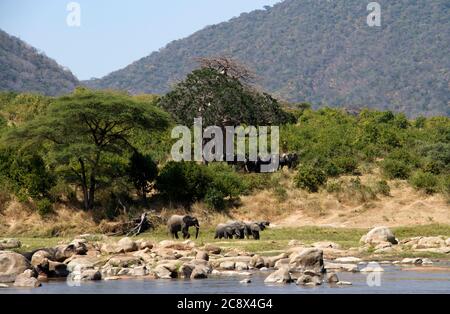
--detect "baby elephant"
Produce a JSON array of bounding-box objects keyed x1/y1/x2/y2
[
  {"x1": 167, "y1": 215, "x2": 200, "y2": 239},
  {"x1": 245, "y1": 221, "x2": 270, "y2": 240},
  {"x1": 215, "y1": 221, "x2": 247, "y2": 239}
]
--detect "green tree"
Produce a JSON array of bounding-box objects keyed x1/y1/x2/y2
[
  {"x1": 5, "y1": 88, "x2": 170, "y2": 210},
  {"x1": 127, "y1": 151, "x2": 158, "y2": 204}
]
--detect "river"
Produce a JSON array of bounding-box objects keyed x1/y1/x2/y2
[{"x1": 1, "y1": 264, "x2": 449, "y2": 294}]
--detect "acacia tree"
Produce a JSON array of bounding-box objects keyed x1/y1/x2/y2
[{"x1": 7, "y1": 88, "x2": 170, "y2": 210}]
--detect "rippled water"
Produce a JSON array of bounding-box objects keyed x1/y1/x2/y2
[{"x1": 2, "y1": 265, "x2": 449, "y2": 294}]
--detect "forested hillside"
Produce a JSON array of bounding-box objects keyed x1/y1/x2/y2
[
  {"x1": 85, "y1": 0, "x2": 450, "y2": 117},
  {"x1": 0, "y1": 29, "x2": 79, "y2": 96}
]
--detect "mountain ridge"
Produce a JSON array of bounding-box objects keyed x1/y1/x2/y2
[{"x1": 84, "y1": 0, "x2": 450, "y2": 117}]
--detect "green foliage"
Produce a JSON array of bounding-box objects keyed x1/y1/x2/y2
[
  {"x1": 159, "y1": 68, "x2": 293, "y2": 127},
  {"x1": 409, "y1": 171, "x2": 439, "y2": 194},
  {"x1": 35, "y1": 198, "x2": 54, "y2": 217},
  {"x1": 86, "y1": 0, "x2": 450, "y2": 117},
  {"x1": 204, "y1": 188, "x2": 225, "y2": 211},
  {"x1": 374, "y1": 180, "x2": 391, "y2": 196},
  {"x1": 127, "y1": 152, "x2": 158, "y2": 202},
  {"x1": 381, "y1": 159, "x2": 411, "y2": 179},
  {"x1": 294, "y1": 165, "x2": 327, "y2": 193},
  {"x1": 4, "y1": 89, "x2": 170, "y2": 210}
]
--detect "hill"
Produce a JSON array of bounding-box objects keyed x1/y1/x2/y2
[
  {"x1": 0, "y1": 29, "x2": 79, "y2": 96},
  {"x1": 85, "y1": 0, "x2": 450, "y2": 117}
]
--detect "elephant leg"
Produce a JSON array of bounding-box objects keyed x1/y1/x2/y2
[{"x1": 174, "y1": 232, "x2": 179, "y2": 239}]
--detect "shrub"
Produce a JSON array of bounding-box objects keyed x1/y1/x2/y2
[
  {"x1": 207, "y1": 163, "x2": 247, "y2": 198},
  {"x1": 326, "y1": 180, "x2": 343, "y2": 193},
  {"x1": 155, "y1": 161, "x2": 209, "y2": 203},
  {"x1": 332, "y1": 156, "x2": 359, "y2": 175},
  {"x1": 204, "y1": 188, "x2": 225, "y2": 211},
  {"x1": 409, "y1": 171, "x2": 439, "y2": 194},
  {"x1": 273, "y1": 186, "x2": 288, "y2": 202},
  {"x1": 36, "y1": 198, "x2": 54, "y2": 217},
  {"x1": 294, "y1": 165, "x2": 327, "y2": 192},
  {"x1": 374, "y1": 180, "x2": 391, "y2": 196},
  {"x1": 381, "y1": 159, "x2": 411, "y2": 179}
]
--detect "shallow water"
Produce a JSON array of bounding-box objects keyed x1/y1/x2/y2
[{"x1": 2, "y1": 265, "x2": 449, "y2": 294}]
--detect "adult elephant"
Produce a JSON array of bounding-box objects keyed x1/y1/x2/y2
[
  {"x1": 245, "y1": 221, "x2": 270, "y2": 240},
  {"x1": 167, "y1": 215, "x2": 200, "y2": 239},
  {"x1": 214, "y1": 223, "x2": 235, "y2": 239}
]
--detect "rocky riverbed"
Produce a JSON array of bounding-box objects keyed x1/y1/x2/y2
[{"x1": 1, "y1": 227, "x2": 449, "y2": 289}]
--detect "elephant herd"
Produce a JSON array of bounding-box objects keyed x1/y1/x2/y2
[
  {"x1": 227, "y1": 153, "x2": 299, "y2": 173},
  {"x1": 167, "y1": 215, "x2": 270, "y2": 241}
]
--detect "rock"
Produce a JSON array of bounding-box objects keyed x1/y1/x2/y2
[
  {"x1": 67, "y1": 256, "x2": 105, "y2": 272},
  {"x1": 136, "y1": 240, "x2": 153, "y2": 251},
  {"x1": 203, "y1": 244, "x2": 221, "y2": 255},
  {"x1": 260, "y1": 267, "x2": 270, "y2": 272},
  {"x1": 132, "y1": 266, "x2": 148, "y2": 276},
  {"x1": 240, "y1": 278, "x2": 251, "y2": 284},
  {"x1": 334, "y1": 257, "x2": 362, "y2": 263},
  {"x1": 360, "y1": 226, "x2": 397, "y2": 245},
  {"x1": 153, "y1": 265, "x2": 177, "y2": 279},
  {"x1": 195, "y1": 251, "x2": 209, "y2": 261},
  {"x1": 191, "y1": 265, "x2": 208, "y2": 279},
  {"x1": 289, "y1": 248, "x2": 325, "y2": 273},
  {"x1": 0, "y1": 238, "x2": 21, "y2": 250},
  {"x1": 235, "y1": 262, "x2": 249, "y2": 271},
  {"x1": 68, "y1": 269, "x2": 102, "y2": 281},
  {"x1": 107, "y1": 255, "x2": 142, "y2": 268},
  {"x1": 288, "y1": 240, "x2": 304, "y2": 247},
  {"x1": 117, "y1": 268, "x2": 131, "y2": 276},
  {"x1": 249, "y1": 255, "x2": 265, "y2": 269},
  {"x1": 31, "y1": 250, "x2": 51, "y2": 270},
  {"x1": 415, "y1": 237, "x2": 446, "y2": 249},
  {"x1": 446, "y1": 238, "x2": 450, "y2": 247},
  {"x1": 325, "y1": 263, "x2": 359, "y2": 272},
  {"x1": 400, "y1": 258, "x2": 423, "y2": 265},
  {"x1": 296, "y1": 274, "x2": 321, "y2": 286},
  {"x1": 132, "y1": 250, "x2": 154, "y2": 264},
  {"x1": 264, "y1": 268, "x2": 292, "y2": 284},
  {"x1": 48, "y1": 261, "x2": 69, "y2": 278},
  {"x1": 263, "y1": 253, "x2": 289, "y2": 268},
  {"x1": 220, "y1": 261, "x2": 235, "y2": 270},
  {"x1": 117, "y1": 237, "x2": 138, "y2": 253},
  {"x1": 13, "y1": 270, "x2": 41, "y2": 288},
  {"x1": 0, "y1": 283, "x2": 8, "y2": 288},
  {"x1": 159, "y1": 240, "x2": 195, "y2": 251},
  {"x1": 312, "y1": 241, "x2": 341, "y2": 249},
  {"x1": 337, "y1": 281, "x2": 352, "y2": 286},
  {"x1": 179, "y1": 263, "x2": 194, "y2": 278},
  {"x1": 422, "y1": 258, "x2": 433, "y2": 265},
  {"x1": 375, "y1": 242, "x2": 392, "y2": 250},
  {"x1": 274, "y1": 258, "x2": 290, "y2": 269},
  {"x1": 327, "y1": 272, "x2": 339, "y2": 284},
  {"x1": 101, "y1": 266, "x2": 120, "y2": 278},
  {"x1": 0, "y1": 251, "x2": 31, "y2": 283}
]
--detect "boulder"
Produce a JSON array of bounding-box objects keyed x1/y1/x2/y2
[
  {"x1": 13, "y1": 270, "x2": 41, "y2": 288},
  {"x1": 334, "y1": 257, "x2": 362, "y2": 263},
  {"x1": 312, "y1": 241, "x2": 341, "y2": 249},
  {"x1": 107, "y1": 255, "x2": 142, "y2": 268},
  {"x1": 296, "y1": 274, "x2": 322, "y2": 286},
  {"x1": 179, "y1": 263, "x2": 194, "y2": 278},
  {"x1": 220, "y1": 261, "x2": 235, "y2": 270},
  {"x1": 195, "y1": 251, "x2": 209, "y2": 261},
  {"x1": 0, "y1": 238, "x2": 21, "y2": 250},
  {"x1": 67, "y1": 256, "x2": 105, "y2": 272},
  {"x1": 415, "y1": 237, "x2": 446, "y2": 249},
  {"x1": 289, "y1": 248, "x2": 325, "y2": 273},
  {"x1": 100, "y1": 243, "x2": 119, "y2": 254},
  {"x1": 264, "y1": 268, "x2": 293, "y2": 284},
  {"x1": 159, "y1": 240, "x2": 195, "y2": 250},
  {"x1": 68, "y1": 269, "x2": 102, "y2": 281},
  {"x1": 136, "y1": 240, "x2": 154, "y2": 251},
  {"x1": 117, "y1": 237, "x2": 138, "y2": 253},
  {"x1": 153, "y1": 265, "x2": 177, "y2": 279},
  {"x1": 31, "y1": 250, "x2": 51, "y2": 271},
  {"x1": 54, "y1": 241, "x2": 87, "y2": 262},
  {"x1": 324, "y1": 263, "x2": 358, "y2": 272},
  {"x1": 203, "y1": 244, "x2": 221, "y2": 255},
  {"x1": 249, "y1": 255, "x2": 265, "y2": 269},
  {"x1": 132, "y1": 266, "x2": 148, "y2": 277},
  {"x1": 191, "y1": 265, "x2": 208, "y2": 279},
  {"x1": 400, "y1": 258, "x2": 423, "y2": 265},
  {"x1": 0, "y1": 251, "x2": 31, "y2": 283},
  {"x1": 101, "y1": 266, "x2": 120, "y2": 278},
  {"x1": 274, "y1": 258, "x2": 290, "y2": 269},
  {"x1": 48, "y1": 261, "x2": 69, "y2": 278},
  {"x1": 326, "y1": 272, "x2": 339, "y2": 284},
  {"x1": 263, "y1": 253, "x2": 289, "y2": 268},
  {"x1": 360, "y1": 226, "x2": 397, "y2": 245},
  {"x1": 235, "y1": 262, "x2": 249, "y2": 271}
]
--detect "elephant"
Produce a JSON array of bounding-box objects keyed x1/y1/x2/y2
[
  {"x1": 214, "y1": 223, "x2": 235, "y2": 239},
  {"x1": 245, "y1": 221, "x2": 270, "y2": 240},
  {"x1": 215, "y1": 221, "x2": 247, "y2": 239},
  {"x1": 167, "y1": 215, "x2": 200, "y2": 239},
  {"x1": 279, "y1": 153, "x2": 299, "y2": 170}
]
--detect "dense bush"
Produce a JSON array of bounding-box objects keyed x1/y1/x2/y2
[
  {"x1": 36, "y1": 198, "x2": 54, "y2": 217},
  {"x1": 409, "y1": 171, "x2": 439, "y2": 194},
  {"x1": 381, "y1": 159, "x2": 411, "y2": 180},
  {"x1": 204, "y1": 188, "x2": 225, "y2": 211},
  {"x1": 294, "y1": 165, "x2": 327, "y2": 193}
]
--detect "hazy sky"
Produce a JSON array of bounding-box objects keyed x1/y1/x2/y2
[{"x1": 0, "y1": 0, "x2": 280, "y2": 80}]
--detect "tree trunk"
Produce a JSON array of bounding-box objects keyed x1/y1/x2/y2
[{"x1": 79, "y1": 158, "x2": 89, "y2": 210}]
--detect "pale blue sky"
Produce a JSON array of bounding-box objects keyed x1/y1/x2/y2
[{"x1": 0, "y1": 0, "x2": 280, "y2": 80}]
